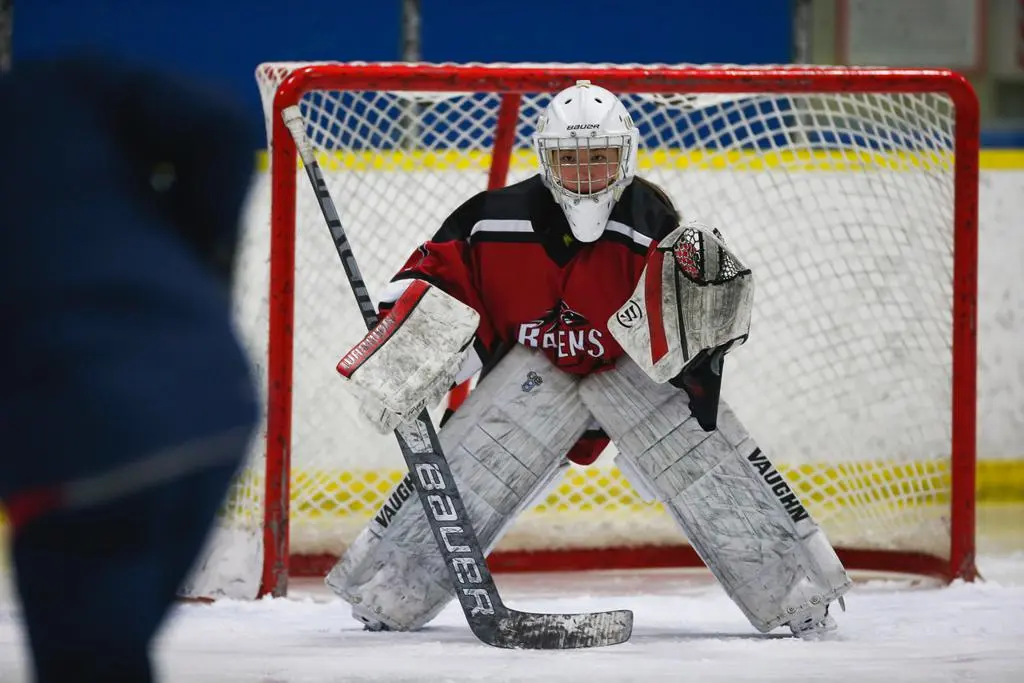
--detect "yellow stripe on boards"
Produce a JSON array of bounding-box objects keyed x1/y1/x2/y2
[
  {"x1": 256, "y1": 149, "x2": 1024, "y2": 173},
  {"x1": 254, "y1": 458, "x2": 1024, "y2": 522},
  {"x1": 0, "y1": 459, "x2": 1019, "y2": 531}
]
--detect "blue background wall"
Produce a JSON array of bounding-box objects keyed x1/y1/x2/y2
[{"x1": 15, "y1": 0, "x2": 793, "y2": 138}]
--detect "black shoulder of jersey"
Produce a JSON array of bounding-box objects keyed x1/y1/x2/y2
[
  {"x1": 611, "y1": 177, "x2": 682, "y2": 243},
  {"x1": 430, "y1": 175, "x2": 552, "y2": 243},
  {"x1": 480, "y1": 174, "x2": 551, "y2": 220}
]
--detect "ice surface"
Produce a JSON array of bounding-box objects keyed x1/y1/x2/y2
[{"x1": 1, "y1": 553, "x2": 1022, "y2": 683}]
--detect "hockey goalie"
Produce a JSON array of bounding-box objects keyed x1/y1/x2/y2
[{"x1": 327, "y1": 80, "x2": 852, "y2": 637}]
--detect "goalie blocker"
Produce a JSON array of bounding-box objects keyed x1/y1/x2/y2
[{"x1": 336, "y1": 280, "x2": 479, "y2": 435}]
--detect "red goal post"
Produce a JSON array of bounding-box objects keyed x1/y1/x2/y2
[{"x1": 242, "y1": 63, "x2": 979, "y2": 598}]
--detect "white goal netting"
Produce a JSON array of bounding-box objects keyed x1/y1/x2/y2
[{"x1": 184, "y1": 62, "x2": 976, "y2": 599}]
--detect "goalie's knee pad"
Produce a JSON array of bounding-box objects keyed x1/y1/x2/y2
[
  {"x1": 327, "y1": 345, "x2": 590, "y2": 631},
  {"x1": 578, "y1": 357, "x2": 852, "y2": 636}
]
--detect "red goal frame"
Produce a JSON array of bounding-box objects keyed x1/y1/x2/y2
[{"x1": 261, "y1": 63, "x2": 979, "y2": 598}]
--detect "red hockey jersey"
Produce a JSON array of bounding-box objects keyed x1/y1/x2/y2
[
  {"x1": 380, "y1": 174, "x2": 681, "y2": 378},
  {"x1": 378, "y1": 174, "x2": 680, "y2": 466}
]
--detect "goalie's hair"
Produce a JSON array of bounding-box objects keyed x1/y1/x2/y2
[{"x1": 632, "y1": 177, "x2": 682, "y2": 224}]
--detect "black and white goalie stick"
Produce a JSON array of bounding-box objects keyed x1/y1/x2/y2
[{"x1": 281, "y1": 105, "x2": 633, "y2": 649}]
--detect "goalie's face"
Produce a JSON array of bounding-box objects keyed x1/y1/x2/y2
[{"x1": 547, "y1": 147, "x2": 621, "y2": 194}]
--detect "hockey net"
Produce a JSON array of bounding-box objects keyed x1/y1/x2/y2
[{"x1": 184, "y1": 62, "x2": 978, "y2": 599}]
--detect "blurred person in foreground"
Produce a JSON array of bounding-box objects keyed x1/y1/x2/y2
[{"x1": 0, "y1": 55, "x2": 259, "y2": 683}]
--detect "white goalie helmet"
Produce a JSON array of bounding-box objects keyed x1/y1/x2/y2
[{"x1": 533, "y1": 80, "x2": 640, "y2": 242}]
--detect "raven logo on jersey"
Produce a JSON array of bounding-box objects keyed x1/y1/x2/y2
[{"x1": 516, "y1": 300, "x2": 606, "y2": 367}]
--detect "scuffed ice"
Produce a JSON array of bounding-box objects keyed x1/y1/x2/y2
[{"x1": 1, "y1": 552, "x2": 1022, "y2": 682}]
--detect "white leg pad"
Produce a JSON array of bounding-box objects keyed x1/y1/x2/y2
[
  {"x1": 579, "y1": 357, "x2": 852, "y2": 635},
  {"x1": 327, "y1": 346, "x2": 590, "y2": 631}
]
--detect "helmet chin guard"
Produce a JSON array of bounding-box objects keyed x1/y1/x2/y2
[
  {"x1": 556, "y1": 187, "x2": 623, "y2": 242},
  {"x1": 533, "y1": 80, "x2": 639, "y2": 243}
]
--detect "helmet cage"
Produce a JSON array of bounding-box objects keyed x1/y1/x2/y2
[
  {"x1": 535, "y1": 134, "x2": 635, "y2": 202},
  {"x1": 531, "y1": 81, "x2": 640, "y2": 242}
]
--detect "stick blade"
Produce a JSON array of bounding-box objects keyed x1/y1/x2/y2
[{"x1": 478, "y1": 609, "x2": 634, "y2": 649}]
